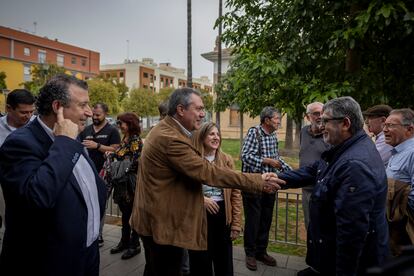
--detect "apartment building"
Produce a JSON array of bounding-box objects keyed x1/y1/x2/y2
[
  {"x1": 0, "y1": 25, "x2": 100, "y2": 90},
  {"x1": 100, "y1": 58, "x2": 212, "y2": 93}
]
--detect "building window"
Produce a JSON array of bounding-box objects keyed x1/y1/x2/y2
[
  {"x1": 57, "y1": 54, "x2": 64, "y2": 66},
  {"x1": 23, "y1": 64, "x2": 31, "y2": 81},
  {"x1": 229, "y1": 108, "x2": 240, "y2": 127},
  {"x1": 143, "y1": 85, "x2": 148, "y2": 89},
  {"x1": 24, "y1": 47, "x2": 30, "y2": 56},
  {"x1": 38, "y1": 50, "x2": 46, "y2": 64},
  {"x1": 119, "y1": 72, "x2": 124, "y2": 78},
  {"x1": 71, "y1": 57, "x2": 77, "y2": 64},
  {"x1": 143, "y1": 72, "x2": 148, "y2": 78},
  {"x1": 153, "y1": 75, "x2": 156, "y2": 81},
  {"x1": 81, "y1": 59, "x2": 86, "y2": 66}
]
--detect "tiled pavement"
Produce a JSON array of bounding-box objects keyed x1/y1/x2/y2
[
  {"x1": 100, "y1": 224, "x2": 306, "y2": 275},
  {"x1": 0, "y1": 224, "x2": 307, "y2": 275}
]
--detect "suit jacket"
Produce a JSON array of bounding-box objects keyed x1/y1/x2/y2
[
  {"x1": 130, "y1": 116, "x2": 263, "y2": 250},
  {"x1": 0, "y1": 118, "x2": 107, "y2": 276}
]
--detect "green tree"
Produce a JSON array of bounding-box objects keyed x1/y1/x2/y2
[
  {"x1": 0, "y1": 71, "x2": 6, "y2": 90},
  {"x1": 217, "y1": 0, "x2": 414, "y2": 146},
  {"x1": 157, "y1": 87, "x2": 174, "y2": 103},
  {"x1": 87, "y1": 79, "x2": 120, "y2": 114},
  {"x1": 200, "y1": 88, "x2": 214, "y2": 113},
  {"x1": 123, "y1": 88, "x2": 158, "y2": 119},
  {"x1": 22, "y1": 64, "x2": 66, "y2": 95},
  {"x1": 97, "y1": 74, "x2": 129, "y2": 103}
]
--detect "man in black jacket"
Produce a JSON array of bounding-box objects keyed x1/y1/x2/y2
[{"x1": 279, "y1": 97, "x2": 389, "y2": 276}]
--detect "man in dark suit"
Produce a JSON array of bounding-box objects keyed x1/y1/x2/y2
[{"x1": 0, "y1": 74, "x2": 107, "y2": 276}]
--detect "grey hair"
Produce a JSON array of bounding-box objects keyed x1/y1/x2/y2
[
  {"x1": 260, "y1": 106, "x2": 279, "y2": 124},
  {"x1": 390, "y1": 108, "x2": 414, "y2": 126},
  {"x1": 306, "y1": 102, "x2": 324, "y2": 113},
  {"x1": 323, "y1": 96, "x2": 364, "y2": 135},
  {"x1": 167, "y1": 88, "x2": 201, "y2": 116}
]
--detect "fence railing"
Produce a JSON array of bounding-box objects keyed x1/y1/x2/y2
[
  {"x1": 273, "y1": 190, "x2": 306, "y2": 246},
  {"x1": 106, "y1": 190, "x2": 306, "y2": 247}
]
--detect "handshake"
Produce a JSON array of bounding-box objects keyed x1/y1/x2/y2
[{"x1": 261, "y1": 172, "x2": 285, "y2": 194}]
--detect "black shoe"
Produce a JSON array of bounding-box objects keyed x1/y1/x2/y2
[
  {"x1": 98, "y1": 235, "x2": 104, "y2": 247},
  {"x1": 110, "y1": 242, "x2": 128, "y2": 254},
  {"x1": 121, "y1": 246, "x2": 141, "y2": 260}
]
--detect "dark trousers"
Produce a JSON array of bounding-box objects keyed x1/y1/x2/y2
[
  {"x1": 142, "y1": 235, "x2": 184, "y2": 276},
  {"x1": 118, "y1": 200, "x2": 140, "y2": 249},
  {"x1": 189, "y1": 201, "x2": 233, "y2": 276},
  {"x1": 242, "y1": 192, "x2": 275, "y2": 257}
]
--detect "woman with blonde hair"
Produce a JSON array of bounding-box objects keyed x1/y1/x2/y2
[{"x1": 189, "y1": 122, "x2": 242, "y2": 276}]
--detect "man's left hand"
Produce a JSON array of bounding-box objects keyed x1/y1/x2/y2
[{"x1": 82, "y1": 140, "x2": 98, "y2": 149}]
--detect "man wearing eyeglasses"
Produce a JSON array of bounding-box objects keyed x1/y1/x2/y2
[
  {"x1": 383, "y1": 108, "x2": 414, "y2": 254},
  {"x1": 299, "y1": 102, "x2": 330, "y2": 230},
  {"x1": 279, "y1": 96, "x2": 389, "y2": 276},
  {"x1": 363, "y1": 104, "x2": 393, "y2": 166}
]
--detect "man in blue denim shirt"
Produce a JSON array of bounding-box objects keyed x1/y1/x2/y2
[
  {"x1": 385, "y1": 109, "x2": 414, "y2": 209},
  {"x1": 384, "y1": 108, "x2": 414, "y2": 254}
]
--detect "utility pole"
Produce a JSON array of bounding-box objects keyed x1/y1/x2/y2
[
  {"x1": 187, "y1": 0, "x2": 193, "y2": 88},
  {"x1": 215, "y1": 0, "x2": 222, "y2": 130},
  {"x1": 126, "y1": 40, "x2": 130, "y2": 62}
]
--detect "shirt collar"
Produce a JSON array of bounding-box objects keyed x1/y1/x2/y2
[
  {"x1": 1, "y1": 115, "x2": 16, "y2": 132},
  {"x1": 37, "y1": 116, "x2": 55, "y2": 141},
  {"x1": 393, "y1": 137, "x2": 414, "y2": 154},
  {"x1": 171, "y1": 117, "x2": 192, "y2": 137}
]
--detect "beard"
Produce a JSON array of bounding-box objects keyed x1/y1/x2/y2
[{"x1": 93, "y1": 118, "x2": 105, "y2": 126}]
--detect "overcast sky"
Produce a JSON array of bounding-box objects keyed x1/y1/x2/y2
[{"x1": 0, "y1": 0, "x2": 222, "y2": 79}]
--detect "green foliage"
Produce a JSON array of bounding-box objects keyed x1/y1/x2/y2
[
  {"x1": 122, "y1": 88, "x2": 158, "y2": 118},
  {"x1": 199, "y1": 88, "x2": 214, "y2": 113},
  {"x1": 157, "y1": 87, "x2": 174, "y2": 103},
  {"x1": 216, "y1": 0, "x2": 414, "y2": 122},
  {"x1": 0, "y1": 71, "x2": 6, "y2": 90},
  {"x1": 22, "y1": 64, "x2": 66, "y2": 95},
  {"x1": 86, "y1": 79, "x2": 120, "y2": 114},
  {"x1": 97, "y1": 74, "x2": 130, "y2": 103}
]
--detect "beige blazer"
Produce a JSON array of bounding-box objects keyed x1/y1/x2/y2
[{"x1": 131, "y1": 116, "x2": 263, "y2": 250}]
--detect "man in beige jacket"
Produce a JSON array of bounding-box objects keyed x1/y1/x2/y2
[{"x1": 131, "y1": 88, "x2": 285, "y2": 275}]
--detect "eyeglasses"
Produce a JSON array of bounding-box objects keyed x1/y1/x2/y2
[
  {"x1": 116, "y1": 120, "x2": 122, "y2": 125},
  {"x1": 321, "y1": 117, "x2": 345, "y2": 125},
  {"x1": 307, "y1": 111, "x2": 321, "y2": 117},
  {"x1": 384, "y1": 123, "x2": 410, "y2": 129}
]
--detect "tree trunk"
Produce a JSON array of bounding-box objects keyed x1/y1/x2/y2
[
  {"x1": 345, "y1": 4, "x2": 362, "y2": 73},
  {"x1": 187, "y1": 0, "x2": 192, "y2": 88},
  {"x1": 284, "y1": 115, "x2": 294, "y2": 150},
  {"x1": 239, "y1": 112, "x2": 244, "y2": 156},
  {"x1": 294, "y1": 118, "x2": 302, "y2": 149}
]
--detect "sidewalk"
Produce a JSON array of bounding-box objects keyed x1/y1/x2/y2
[
  {"x1": 100, "y1": 224, "x2": 306, "y2": 276},
  {"x1": 0, "y1": 224, "x2": 306, "y2": 275}
]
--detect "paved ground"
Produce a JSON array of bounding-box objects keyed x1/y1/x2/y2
[
  {"x1": 100, "y1": 224, "x2": 306, "y2": 275},
  {"x1": 0, "y1": 224, "x2": 306, "y2": 275}
]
